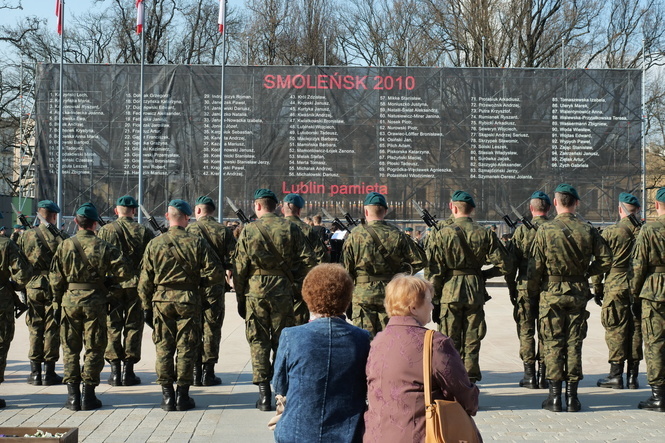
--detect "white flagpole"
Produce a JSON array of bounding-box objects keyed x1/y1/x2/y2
[
  {"x1": 138, "y1": 2, "x2": 145, "y2": 222},
  {"x1": 217, "y1": 0, "x2": 227, "y2": 220},
  {"x1": 57, "y1": 0, "x2": 65, "y2": 227}
]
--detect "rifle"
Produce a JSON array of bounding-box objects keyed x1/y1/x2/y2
[
  {"x1": 139, "y1": 205, "x2": 167, "y2": 234},
  {"x1": 226, "y1": 198, "x2": 251, "y2": 224},
  {"x1": 11, "y1": 281, "x2": 28, "y2": 318},
  {"x1": 412, "y1": 200, "x2": 439, "y2": 229},
  {"x1": 510, "y1": 205, "x2": 535, "y2": 230},
  {"x1": 97, "y1": 216, "x2": 107, "y2": 227},
  {"x1": 11, "y1": 203, "x2": 33, "y2": 230},
  {"x1": 494, "y1": 204, "x2": 517, "y2": 229},
  {"x1": 34, "y1": 212, "x2": 67, "y2": 240},
  {"x1": 321, "y1": 208, "x2": 350, "y2": 232},
  {"x1": 337, "y1": 204, "x2": 359, "y2": 227},
  {"x1": 619, "y1": 201, "x2": 645, "y2": 228}
]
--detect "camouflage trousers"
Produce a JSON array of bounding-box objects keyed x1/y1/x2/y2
[
  {"x1": 152, "y1": 302, "x2": 201, "y2": 386},
  {"x1": 293, "y1": 298, "x2": 310, "y2": 326},
  {"x1": 513, "y1": 289, "x2": 542, "y2": 365},
  {"x1": 61, "y1": 304, "x2": 107, "y2": 385},
  {"x1": 601, "y1": 292, "x2": 642, "y2": 364},
  {"x1": 352, "y1": 303, "x2": 389, "y2": 339},
  {"x1": 539, "y1": 293, "x2": 589, "y2": 382},
  {"x1": 439, "y1": 302, "x2": 486, "y2": 382},
  {"x1": 199, "y1": 285, "x2": 225, "y2": 364},
  {"x1": 642, "y1": 300, "x2": 665, "y2": 386},
  {"x1": 245, "y1": 295, "x2": 294, "y2": 384},
  {"x1": 105, "y1": 287, "x2": 144, "y2": 363},
  {"x1": 26, "y1": 287, "x2": 60, "y2": 362},
  {"x1": 0, "y1": 301, "x2": 15, "y2": 384}
]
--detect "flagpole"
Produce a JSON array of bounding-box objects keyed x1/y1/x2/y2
[
  {"x1": 138, "y1": 8, "x2": 145, "y2": 222},
  {"x1": 57, "y1": 0, "x2": 65, "y2": 227},
  {"x1": 217, "y1": 0, "x2": 227, "y2": 220}
]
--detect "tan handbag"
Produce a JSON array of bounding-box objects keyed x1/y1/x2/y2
[{"x1": 423, "y1": 329, "x2": 481, "y2": 443}]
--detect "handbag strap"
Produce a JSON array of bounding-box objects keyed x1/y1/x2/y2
[{"x1": 423, "y1": 329, "x2": 435, "y2": 406}]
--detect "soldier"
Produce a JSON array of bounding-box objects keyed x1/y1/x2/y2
[
  {"x1": 343, "y1": 192, "x2": 426, "y2": 338},
  {"x1": 97, "y1": 195, "x2": 154, "y2": 387},
  {"x1": 50, "y1": 203, "x2": 133, "y2": 411},
  {"x1": 427, "y1": 190, "x2": 512, "y2": 382},
  {"x1": 631, "y1": 187, "x2": 665, "y2": 412},
  {"x1": 311, "y1": 214, "x2": 331, "y2": 246},
  {"x1": 282, "y1": 193, "x2": 330, "y2": 324},
  {"x1": 186, "y1": 195, "x2": 236, "y2": 386},
  {"x1": 505, "y1": 191, "x2": 551, "y2": 389},
  {"x1": 139, "y1": 199, "x2": 224, "y2": 411},
  {"x1": 0, "y1": 213, "x2": 32, "y2": 408},
  {"x1": 528, "y1": 184, "x2": 612, "y2": 412},
  {"x1": 593, "y1": 192, "x2": 642, "y2": 390},
  {"x1": 233, "y1": 189, "x2": 314, "y2": 411},
  {"x1": 18, "y1": 200, "x2": 68, "y2": 386}
]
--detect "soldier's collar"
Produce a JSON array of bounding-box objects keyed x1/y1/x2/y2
[{"x1": 77, "y1": 229, "x2": 95, "y2": 236}]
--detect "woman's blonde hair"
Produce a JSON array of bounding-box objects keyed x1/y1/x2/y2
[{"x1": 384, "y1": 274, "x2": 433, "y2": 317}]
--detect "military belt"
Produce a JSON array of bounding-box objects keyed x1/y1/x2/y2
[
  {"x1": 445, "y1": 268, "x2": 479, "y2": 277},
  {"x1": 648, "y1": 266, "x2": 665, "y2": 273},
  {"x1": 156, "y1": 283, "x2": 198, "y2": 291},
  {"x1": 609, "y1": 266, "x2": 630, "y2": 274},
  {"x1": 544, "y1": 275, "x2": 587, "y2": 283},
  {"x1": 251, "y1": 269, "x2": 286, "y2": 277},
  {"x1": 68, "y1": 282, "x2": 105, "y2": 290},
  {"x1": 355, "y1": 274, "x2": 393, "y2": 284}
]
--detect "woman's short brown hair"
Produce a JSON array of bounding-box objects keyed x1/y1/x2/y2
[
  {"x1": 384, "y1": 274, "x2": 433, "y2": 317},
  {"x1": 302, "y1": 264, "x2": 354, "y2": 316}
]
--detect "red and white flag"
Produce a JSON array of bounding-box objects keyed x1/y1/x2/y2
[
  {"x1": 218, "y1": 0, "x2": 225, "y2": 34},
  {"x1": 55, "y1": 0, "x2": 63, "y2": 35},
  {"x1": 136, "y1": 0, "x2": 144, "y2": 34}
]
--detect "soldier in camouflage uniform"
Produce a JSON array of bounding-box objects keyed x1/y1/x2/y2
[
  {"x1": 186, "y1": 195, "x2": 236, "y2": 386},
  {"x1": 18, "y1": 200, "x2": 68, "y2": 386},
  {"x1": 0, "y1": 213, "x2": 32, "y2": 408},
  {"x1": 97, "y1": 195, "x2": 154, "y2": 387},
  {"x1": 233, "y1": 189, "x2": 314, "y2": 411},
  {"x1": 505, "y1": 191, "x2": 551, "y2": 389},
  {"x1": 343, "y1": 192, "x2": 426, "y2": 338},
  {"x1": 427, "y1": 190, "x2": 513, "y2": 382},
  {"x1": 528, "y1": 184, "x2": 612, "y2": 412},
  {"x1": 631, "y1": 187, "x2": 665, "y2": 412},
  {"x1": 282, "y1": 193, "x2": 330, "y2": 325},
  {"x1": 592, "y1": 192, "x2": 643, "y2": 390},
  {"x1": 139, "y1": 199, "x2": 224, "y2": 411},
  {"x1": 50, "y1": 203, "x2": 133, "y2": 411}
]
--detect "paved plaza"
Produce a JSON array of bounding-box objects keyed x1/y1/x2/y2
[{"x1": 0, "y1": 282, "x2": 662, "y2": 442}]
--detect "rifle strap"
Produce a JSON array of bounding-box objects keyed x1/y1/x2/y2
[
  {"x1": 254, "y1": 221, "x2": 296, "y2": 286},
  {"x1": 112, "y1": 222, "x2": 134, "y2": 259},
  {"x1": 197, "y1": 222, "x2": 216, "y2": 251},
  {"x1": 71, "y1": 236, "x2": 98, "y2": 278},
  {"x1": 34, "y1": 226, "x2": 56, "y2": 255},
  {"x1": 553, "y1": 219, "x2": 586, "y2": 264},
  {"x1": 618, "y1": 224, "x2": 635, "y2": 243},
  {"x1": 164, "y1": 233, "x2": 199, "y2": 283},
  {"x1": 363, "y1": 223, "x2": 402, "y2": 273},
  {"x1": 451, "y1": 224, "x2": 482, "y2": 273}
]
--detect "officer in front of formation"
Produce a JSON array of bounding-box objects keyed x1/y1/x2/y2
[
  {"x1": 139, "y1": 200, "x2": 224, "y2": 411},
  {"x1": 186, "y1": 195, "x2": 236, "y2": 386},
  {"x1": 343, "y1": 192, "x2": 426, "y2": 338},
  {"x1": 282, "y1": 193, "x2": 330, "y2": 325},
  {"x1": 528, "y1": 184, "x2": 612, "y2": 413},
  {"x1": 592, "y1": 192, "x2": 643, "y2": 390},
  {"x1": 233, "y1": 189, "x2": 314, "y2": 411},
  {"x1": 631, "y1": 187, "x2": 665, "y2": 412},
  {"x1": 18, "y1": 200, "x2": 68, "y2": 386},
  {"x1": 97, "y1": 195, "x2": 154, "y2": 387},
  {"x1": 50, "y1": 203, "x2": 134, "y2": 411},
  {"x1": 426, "y1": 190, "x2": 513, "y2": 383}
]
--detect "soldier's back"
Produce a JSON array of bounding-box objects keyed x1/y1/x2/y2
[
  {"x1": 186, "y1": 215, "x2": 236, "y2": 261},
  {"x1": 537, "y1": 214, "x2": 596, "y2": 275},
  {"x1": 98, "y1": 217, "x2": 153, "y2": 270}
]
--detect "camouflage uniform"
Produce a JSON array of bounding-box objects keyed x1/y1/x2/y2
[
  {"x1": 427, "y1": 216, "x2": 513, "y2": 381},
  {"x1": 18, "y1": 224, "x2": 68, "y2": 367},
  {"x1": 138, "y1": 226, "x2": 224, "y2": 386},
  {"x1": 233, "y1": 212, "x2": 314, "y2": 384},
  {"x1": 343, "y1": 221, "x2": 426, "y2": 338},
  {"x1": 527, "y1": 213, "x2": 612, "y2": 383},
  {"x1": 50, "y1": 230, "x2": 133, "y2": 386},
  {"x1": 186, "y1": 216, "x2": 236, "y2": 369},
  {"x1": 97, "y1": 216, "x2": 154, "y2": 366}
]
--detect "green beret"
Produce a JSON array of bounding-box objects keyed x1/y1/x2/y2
[
  {"x1": 283, "y1": 193, "x2": 305, "y2": 209},
  {"x1": 116, "y1": 195, "x2": 138, "y2": 208},
  {"x1": 38, "y1": 200, "x2": 61, "y2": 213},
  {"x1": 554, "y1": 183, "x2": 580, "y2": 200},
  {"x1": 13, "y1": 224, "x2": 22, "y2": 229},
  {"x1": 656, "y1": 188, "x2": 665, "y2": 203},
  {"x1": 253, "y1": 188, "x2": 278, "y2": 203},
  {"x1": 619, "y1": 192, "x2": 640, "y2": 208},
  {"x1": 364, "y1": 192, "x2": 388, "y2": 208},
  {"x1": 530, "y1": 191, "x2": 552, "y2": 206},
  {"x1": 195, "y1": 195, "x2": 215, "y2": 210},
  {"x1": 168, "y1": 199, "x2": 192, "y2": 216},
  {"x1": 404, "y1": 227, "x2": 413, "y2": 232},
  {"x1": 76, "y1": 202, "x2": 101, "y2": 222},
  {"x1": 451, "y1": 190, "x2": 476, "y2": 208}
]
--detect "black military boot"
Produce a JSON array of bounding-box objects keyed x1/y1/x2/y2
[
  {"x1": 175, "y1": 385, "x2": 195, "y2": 411},
  {"x1": 65, "y1": 383, "x2": 81, "y2": 411},
  {"x1": 0, "y1": 398, "x2": 5, "y2": 409},
  {"x1": 537, "y1": 362, "x2": 549, "y2": 389},
  {"x1": 160, "y1": 384, "x2": 176, "y2": 411},
  {"x1": 81, "y1": 384, "x2": 102, "y2": 410},
  {"x1": 541, "y1": 380, "x2": 562, "y2": 412},
  {"x1": 597, "y1": 361, "x2": 624, "y2": 389},
  {"x1": 519, "y1": 362, "x2": 537, "y2": 389},
  {"x1": 43, "y1": 361, "x2": 63, "y2": 386},
  {"x1": 566, "y1": 381, "x2": 582, "y2": 412},
  {"x1": 202, "y1": 362, "x2": 222, "y2": 386},
  {"x1": 638, "y1": 385, "x2": 665, "y2": 412},
  {"x1": 193, "y1": 359, "x2": 203, "y2": 387},
  {"x1": 107, "y1": 360, "x2": 122, "y2": 386},
  {"x1": 627, "y1": 361, "x2": 640, "y2": 389},
  {"x1": 27, "y1": 360, "x2": 42, "y2": 385},
  {"x1": 256, "y1": 382, "x2": 272, "y2": 411},
  {"x1": 122, "y1": 361, "x2": 141, "y2": 386}
]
